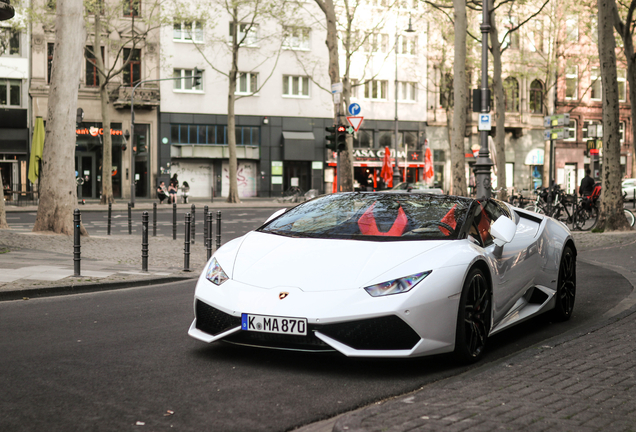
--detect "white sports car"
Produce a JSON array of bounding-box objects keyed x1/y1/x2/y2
[{"x1": 188, "y1": 192, "x2": 576, "y2": 362}]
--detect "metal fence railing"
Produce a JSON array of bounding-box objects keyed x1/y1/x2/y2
[{"x1": 3, "y1": 183, "x2": 39, "y2": 206}]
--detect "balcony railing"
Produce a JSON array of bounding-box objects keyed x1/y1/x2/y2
[{"x1": 111, "y1": 84, "x2": 160, "y2": 109}]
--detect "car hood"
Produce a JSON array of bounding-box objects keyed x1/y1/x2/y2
[{"x1": 228, "y1": 231, "x2": 449, "y2": 292}]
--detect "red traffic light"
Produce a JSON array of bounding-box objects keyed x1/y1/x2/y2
[{"x1": 337, "y1": 125, "x2": 346, "y2": 133}]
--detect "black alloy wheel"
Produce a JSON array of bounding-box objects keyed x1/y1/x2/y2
[
  {"x1": 552, "y1": 246, "x2": 576, "y2": 321},
  {"x1": 454, "y1": 268, "x2": 491, "y2": 363}
]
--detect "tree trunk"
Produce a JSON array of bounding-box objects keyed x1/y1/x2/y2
[
  {"x1": 490, "y1": 10, "x2": 507, "y2": 200},
  {"x1": 33, "y1": 0, "x2": 87, "y2": 235},
  {"x1": 94, "y1": 13, "x2": 114, "y2": 204},
  {"x1": 320, "y1": 0, "x2": 353, "y2": 192},
  {"x1": 227, "y1": 11, "x2": 240, "y2": 203},
  {"x1": 597, "y1": 0, "x2": 629, "y2": 230},
  {"x1": 0, "y1": 174, "x2": 8, "y2": 229},
  {"x1": 451, "y1": 0, "x2": 468, "y2": 196}
]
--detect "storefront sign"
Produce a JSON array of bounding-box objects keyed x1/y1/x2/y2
[
  {"x1": 271, "y1": 161, "x2": 283, "y2": 176},
  {"x1": 524, "y1": 149, "x2": 544, "y2": 165},
  {"x1": 351, "y1": 148, "x2": 420, "y2": 161},
  {"x1": 76, "y1": 126, "x2": 123, "y2": 136}
]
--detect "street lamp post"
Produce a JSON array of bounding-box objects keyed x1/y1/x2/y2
[
  {"x1": 393, "y1": 15, "x2": 415, "y2": 187},
  {"x1": 0, "y1": 0, "x2": 15, "y2": 21},
  {"x1": 474, "y1": 0, "x2": 494, "y2": 200}
]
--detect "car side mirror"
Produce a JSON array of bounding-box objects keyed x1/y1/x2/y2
[
  {"x1": 491, "y1": 216, "x2": 516, "y2": 247},
  {"x1": 265, "y1": 208, "x2": 286, "y2": 224}
]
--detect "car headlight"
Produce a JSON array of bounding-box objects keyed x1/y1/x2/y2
[
  {"x1": 364, "y1": 271, "x2": 432, "y2": 297},
  {"x1": 206, "y1": 258, "x2": 229, "y2": 286}
]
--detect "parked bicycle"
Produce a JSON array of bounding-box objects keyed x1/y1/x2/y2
[{"x1": 572, "y1": 184, "x2": 635, "y2": 231}]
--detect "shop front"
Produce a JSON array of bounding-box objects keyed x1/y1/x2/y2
[
  {"x1": 1, "y1": 108, "x2": 28, "y2": 203},
  {"x1": 326, "y1": 147, "x2": 425, "y2": 191},
  {"x1": 75, "y1": 122, "x2": 125, "y2": 199}
]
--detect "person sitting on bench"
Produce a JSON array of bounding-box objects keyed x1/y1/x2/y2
[{"x1": 157, "y1": 181, "x2": 168, "y2": 204}]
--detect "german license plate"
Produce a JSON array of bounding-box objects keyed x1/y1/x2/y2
[{"x1": 241, "y1": 314, "x2": 307, "y2": 336}]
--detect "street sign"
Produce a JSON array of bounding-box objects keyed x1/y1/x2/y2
[
  {"x1": 333, "y1": 93, "x2": 341, "y2": 104},
  {"x1": 543, "y1": 113, "x2": 570, "y2": 128},
  {"x1": 331, "y1": 83, "x2": 343, "y2": 94},
  {"x1": 348, "y1": 103, "x2": 361, "y2": 116},
  {"x1": 346, "y1": 116, "x2": 364, "y2": 132},
  {"x1": 478, "y1": 114, "x2": 491, "y2": 131},
  {"x1": 544, "y1": 127, "x2": 569, "y2": 141}
]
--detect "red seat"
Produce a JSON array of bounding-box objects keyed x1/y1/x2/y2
[
  {"x1": 439, "y1": 205, "x2": 458, "y2": 236},
  {"x1": 358, "y1": 203, "x2": 408, "y2": 236}
]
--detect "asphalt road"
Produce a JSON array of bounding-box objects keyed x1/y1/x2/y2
[
  {"x1": 0, "y1": 262, "x2": 630, "y2": 432},
  {"x1": 4, "y1": 207, "x2": 281, "y2": 241}
]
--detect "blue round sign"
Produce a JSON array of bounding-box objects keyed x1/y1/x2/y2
[{"x1": 348, "y1": 103, "x2": 361, "y2": 116}]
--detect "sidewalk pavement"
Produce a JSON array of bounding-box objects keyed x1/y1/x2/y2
[
  {"x1": 0, "y1": 197, "x2": 292, "y2": 300},
  {"x1": 296, "y1": 230, "x2": 636, "y2": 432}
]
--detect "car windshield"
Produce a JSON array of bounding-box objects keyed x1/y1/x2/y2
[{"x1": 258, "y1": 193, "x2": 472, "y2": 241}]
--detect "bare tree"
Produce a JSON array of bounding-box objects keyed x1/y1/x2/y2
[
  {"x1": 451, "y1": 0, "x2": 468, "y2": 196},
  {"x1": 83, "y1": 0, "x2": 164, "y2": 204},
  {"x1": 32, "y1": 0, "x2": 87, "y2": 235},
  {"x1": 614, "y1": 0, "x2": 636, "y2": 183},
  {"x1": 597, "y1": 0, "x2": 630, "y2": 230}
]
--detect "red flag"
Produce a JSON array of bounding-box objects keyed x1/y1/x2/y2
[
  {"x1": 423, "y1": 147, "x2": 434, "y2": 184},
  {"x1": 380, "y1": 147, "x2": 393, "y2": 188}
]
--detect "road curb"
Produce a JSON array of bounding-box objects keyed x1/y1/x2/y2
[{"x1": 0, "y1": 275, "x2": 197, "y2": 302}]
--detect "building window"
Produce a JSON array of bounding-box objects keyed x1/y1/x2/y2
[
  {"x1": 173, "y1": 21, "x2": 203, "y2": 42},
  {"x1": 122, "y1": 48, "x2": 141, "y2": 86},
  {"x1": 529, "y1": 79, "x2": 543, "y2": 114},
  {"x1": 618, "y1": 69, "x2": 627, "y2": 102},
  {"x1": 123, "y1": 0, "x2": 140, "y2": 17},
  {"x1": 501, "y1": 16, "x2": 519, "y2": 50},
  {"x1": 47, "y1": 43, "x2": 54, "y2": 83},
  {"x1": 173, "y1": 69, "x2": 203, "y2": 92},
  {"x1": 398, "y1": 81, "x2": 417, "y2": 101},
  {"x1": 363, "y1": 33, "x2": 389, "y2": 53},
  {"x1": 236, "y1": 72, "x2": 258, "y2": 94},
  {"x1": 566, "y1": 16, "x2": 578, "y2": 43},
  {"x1": 282, "y1": 75, "x2": 309, "y2": 97},
  {"x1": 0, "y1": 79, "x2": 21, "y2": 107},
  {"x1": 564, "y1": 119, "x2": 577, "y2": 141},
  {"x1": 583, "y1": 120, "x2": 602, "y2": 139},
  {"x1": 85, "y1": 46, "x2": 103, "y2": 87},
  {"x1": 590, "y1": 67, "x2": 601, "y2": 100},
  {"x1": 364, "y1": 80, "x2": 388, "y2": 100},
  {"x1": 1, "y1": 29, "x2": 20, "y2": 55},
  {"x1": 504, "y1": 77, "x2": 519, "y2": 112},
  {"x1": 565, "y1": 66, "x2": 577, "y2": 99},
  {"x1": 170, "y1": 124, "x2": 259, "y2": 146},
  {"x1": 353, "y1": 130, "x2": 372, "y2": 147},
  {"x1": 529, "y1": 20, "x2": 544, "y2": 53},
  {"x1": 229, "y1": 22, "x2": 258, "y2": 46},
  {"x1": 397, "y1": 35, "x2": 417, "y2": 55},
  {"x1": 620, "y1": 121, "x2": 626, "y2": 144},
  {"x1": 283, "y1": 27, "x2": 310, "y2": 50}
]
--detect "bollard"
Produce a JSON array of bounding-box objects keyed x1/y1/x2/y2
[
  {"x1": 206, "y1": 211, "x2": 213, "y2": 261},
  {"x1": 216, "y1": 211, "x2": 222, "y2": 251},
  {"x1": 211, "y1": 186, "x2": 214, "y2": 203},
  {"x1": 184, "y1": 212, "x2": 191, "y2": 272},
  {"x1": 191, "y1": 204, "x2": 196, "y2": 244},
  {"x1": 203, "y1": 205, "x2": 209, "y2": 248},
  {"x1": 153, "y1": 202, "x2": 157, "y2": 237},
  {"x1": 142, "y1": 211, "x2": 149, "y2": 272},
  {"x1": 128, "y1": 202, "x2": 132, "y2": 235},
  {"x1": 107, "y1": 202, "x2": 112, "y2": 235},
  {"x1": 173, "y1": 203, "x2": 177, "y2": 240},
  {"x1": 74, "y1": 209, "x2": 81, "y2": 276}
]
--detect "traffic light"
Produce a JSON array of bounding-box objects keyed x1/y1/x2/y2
[
  {"x1": 336, "y1": 125, "x2": 347, "y2": 151},
  {"x1": 326, "y1": 125, "x2": 337, "y2": 151},
  {"x1": 193, "y1": 68, "x2": 202, "y2": 88}
]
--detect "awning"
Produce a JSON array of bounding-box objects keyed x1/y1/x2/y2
[{"x1": 282, "y1": 131, "x2": 315, "y2": 161}]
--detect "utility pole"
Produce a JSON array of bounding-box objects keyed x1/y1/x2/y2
[{"x1": 474, "y1": 0, "x2": 494, "y2": 200}]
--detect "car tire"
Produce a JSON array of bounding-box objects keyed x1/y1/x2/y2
[
  {"x1": 551, "y1": 246, "x2": 576, "y2": 321},
  {"x1": 454, "y1": 268, "x2": 491, "y2": 363}
]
